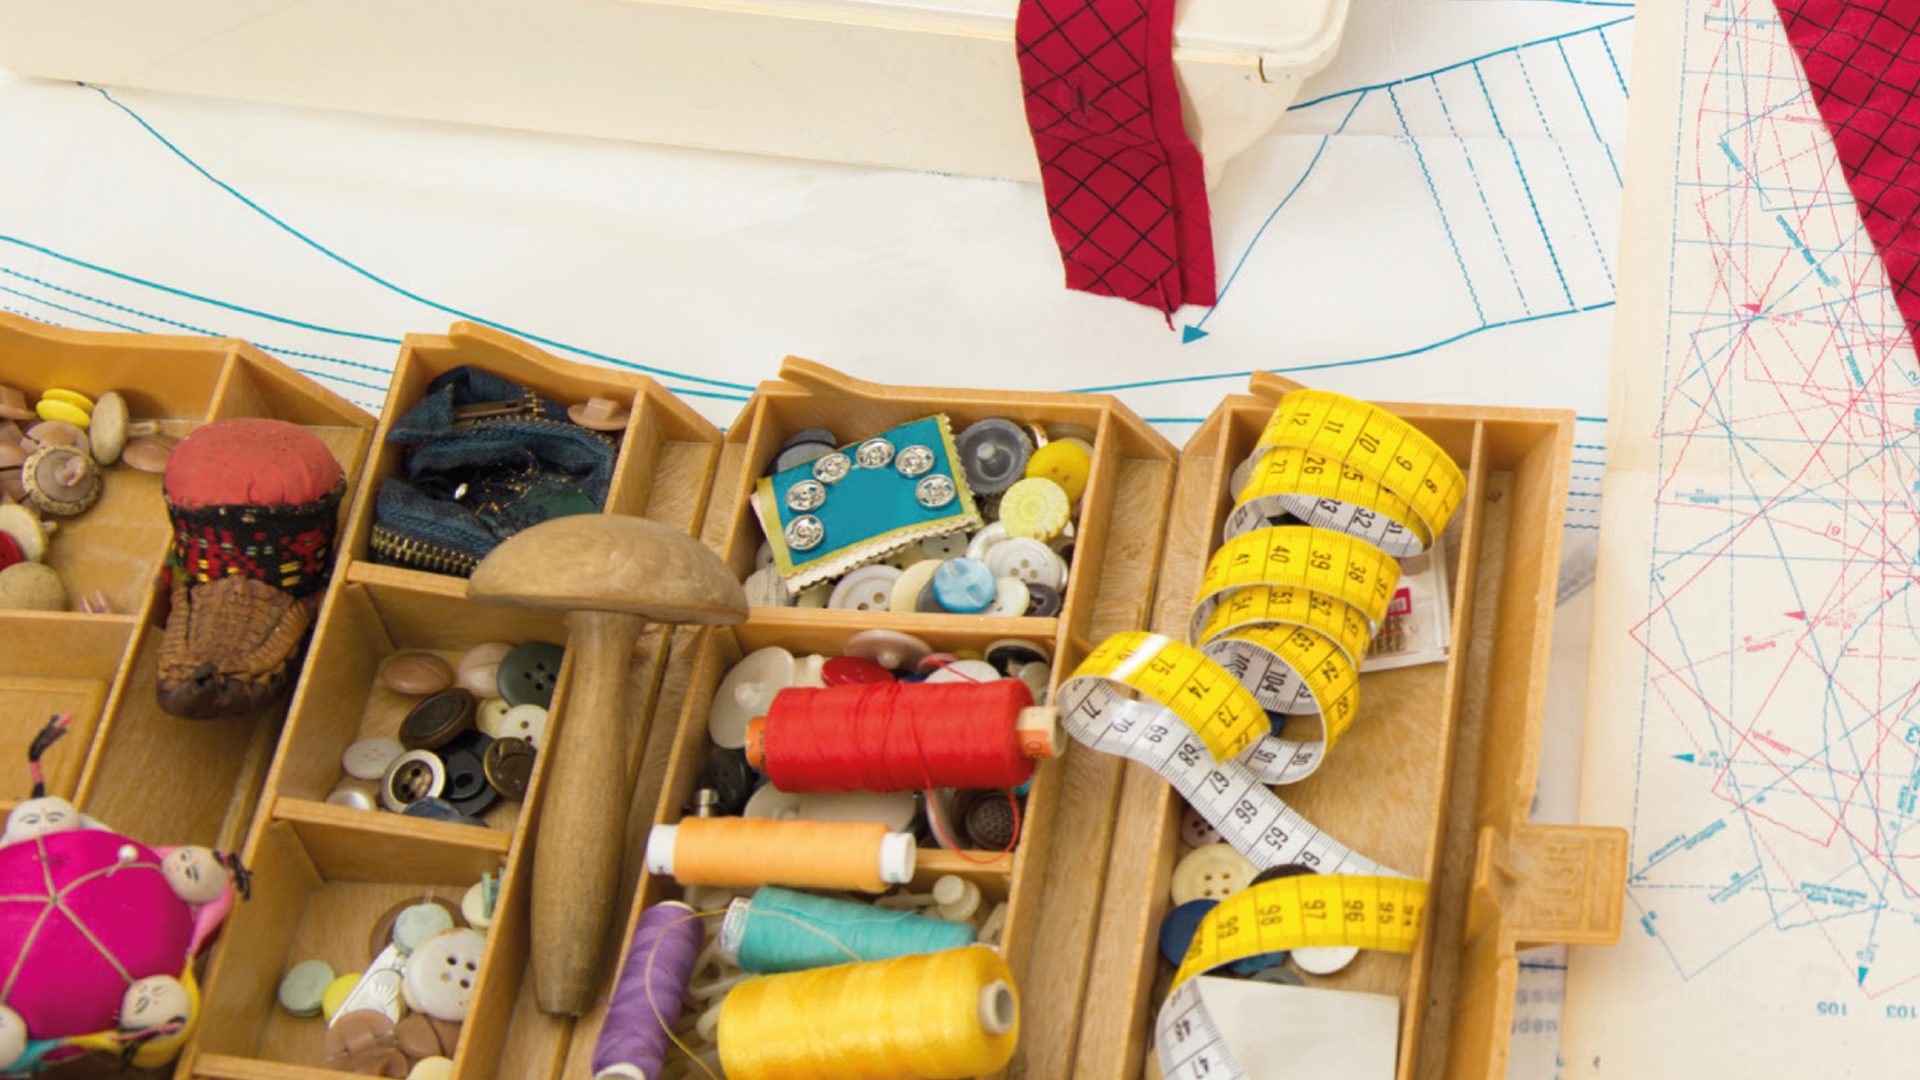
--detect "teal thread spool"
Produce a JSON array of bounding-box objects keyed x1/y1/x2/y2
[{"x1": 719, "y1": 885, "x2": 976, "y2": 974}]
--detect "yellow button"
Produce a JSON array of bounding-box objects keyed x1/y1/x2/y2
[
  {"x1": 320, "y1": 972, "x2": 361, "y2": 1022},
  {"x1": 998, "y1": 478, "x2": 1071, "y2": 542},
  {"x1": 1026, "y1": 440, "x2": 1090, "y2": 502},
  {"x1": 33, "y1": 400, "x2": 91, "y2": 428},
  {"x1": 38, "y1": 388, "x2": 93, "y2": 415},
  {"x1": 409, "y1": 1057, "x2": 455, "y2": 1080},
  {"x1": 1169, "y1": 842, "x2": 1256, "y2": 905}
]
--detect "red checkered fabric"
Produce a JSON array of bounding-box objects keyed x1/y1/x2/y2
[
  {"x1": 1776, "y1": 0, "x2": 1920, "y2": 346},
  {"x1": 1017, "y1": 0, "x2": 1216, "y2": 315}
]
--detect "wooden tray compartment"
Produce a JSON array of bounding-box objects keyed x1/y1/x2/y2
[
  {"x1": 647, "y1": 359, "x2": 1179, "y2": 1080},
  {"x1": 186, "y1": 817, "x2": 521, "y2": 1077},
  {"x1": 174, "y1": 324, "x2": 725, "y2": 1080},
  {"x1": 1074, "y1": 375, "x2": 1626, "y2": 1080},
  {"x1": 557, "y1": 618, "x2": 1080, "y2": 1080},
  {"x1": 336, "y1": 321, "x2": 722, "y2": 601},
  {"x1": 265, "y1": 581, "x2": 573, "y2": 835},
  {"x1": 0, "y1": 312, "x2": 376, "y2": 856}
]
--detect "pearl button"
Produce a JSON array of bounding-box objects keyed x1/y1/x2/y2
[
  {"x1": 1169, "y1": 843, "x2": 1256, "y2": 905},
  {"x1": 402, "y1": 929, "x2": 486, "y2": 1022},
  {"x1": 827, "y1": 564, "x2": 900, "y2": 612}
]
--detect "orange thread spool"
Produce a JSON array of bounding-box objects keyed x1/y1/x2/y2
[{"x1": 644, "y1": 817, "x2": 916, "y2": 893}]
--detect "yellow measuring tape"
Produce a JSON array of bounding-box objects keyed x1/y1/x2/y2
[
  {"x1": 1195, "y1": 525, "x2": 1401, "y2": 633},
  {"x1": 1190, "y1": 583, "x2": 1375, "y2": 665},
  {"x1": 1172, "y1": 875, "x2": 1428, "y2": 988},
  {"x1": 1225, "y1": 391, "x2": 1466, "y2": 559},
  {"x1": 1071, "y1": 632, "x2": 1271, "y2": 763}
]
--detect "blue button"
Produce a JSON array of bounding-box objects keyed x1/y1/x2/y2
[
  {"x1": 1158, "y1": 899, "x2": 1219, "y2": 968},
  {"x1": 931, "y1": 558, "x2": 997, "y2": 613},
  {"x1": 1228, "y1": 949, "x2": 1290, "y2": 975}
]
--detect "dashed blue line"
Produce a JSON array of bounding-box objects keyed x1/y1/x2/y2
[
  {"x1": 1474, "y1": 64, "x2": 1577, "y2": 308},
  {"x1": 1289, "y1": 16, "x2": 1635, "y2": 112},
  {"x1": 1391, "y1": 84, "x2": 1486, "y2": 323}
]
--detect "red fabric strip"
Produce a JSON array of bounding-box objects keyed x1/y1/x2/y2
[
  {"x1": 1017, "y1": 0, "x2": 1217, "y2": 315},
  {"x1": 1775, "y1": 0, "x2": 1920, "y2": 347}
]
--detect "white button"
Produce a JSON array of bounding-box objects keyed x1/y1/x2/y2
[
  {"x1": 1169, "y1": 843, "x2": 1256, "y2": 905},
  {"x1": 921, "y1": 532, "x2": 969, "y2": 560},
  {"x1": 827, "y1": 565, "x2": 901, "y2": 612},
  {"x1": 475, "y1": 697, "x2": 512, "y2": 738},
  {"x1": 744, "y1": 783, "x2": 918, "y2": 831},
  {"x1": 986, "y1": 538, "x2": 1067, "y2": 590},
  {"x1": 342, "y1": 737, "x2": 405, "y2": 781},
  {"x1": 742, "y1": 566, "x2": 790, "y2": 607},
  {"x1": 401, "y1": 928, "x2": 486, "y2": 1022},
  {"x1": 1016, "y1": 661, "x2": 1052, "y2": 705},
  {"x1": 966, "y1": 522, "x2": 1009, "y2": 562},
  {"x1": 708, "y1": 647, "x2": 797, "y2": 749},
  {"x1": 498, "y1": 704, "x2": 549, "y2": 750},
  {"x1": 461, "y1": 880, "x2": 495, "y2": 931},
  {"x1": 793, "y1": 654, "x2": 830, "y2": 688},
  {"x1": 1291, "y1": 945, "x2": 1360, "y2": 975},
  {"x1": 890, "y1": 560, "x2": 942, "y2": 615},
  {"x1": 924, "y1": 659, "x2": 1001, "y2": 684},
  {"x1": 984, "y1": 577, "x2": 1030, "y2": 617}
]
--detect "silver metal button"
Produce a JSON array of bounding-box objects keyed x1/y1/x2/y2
[
  {"x1": 916, "y1": 475, "x2": 956, "y2": 509},
  {"x1": 812, "y1": 452, "x2": 852, "y2": 484},
  {"x1": 785, "y1": 479, "x2": 827, "y2": 513},
  {"x1": 895, "y1": 444, "x2": 935, "y2": 478},
  {"x1": 855, "y1": 438, "x2": 895, "y2": 470},
  {"x1": 786, "y1": 514, "x2": 825, "y2": 551}
]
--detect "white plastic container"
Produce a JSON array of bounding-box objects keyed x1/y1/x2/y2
[{"x1": 0, "y1": 0, "x2": 1350, "y2": 186}]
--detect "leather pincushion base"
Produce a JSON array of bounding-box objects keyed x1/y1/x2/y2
[{"x1": 159, "y1": 418, "x2": 345, "y2": 720}]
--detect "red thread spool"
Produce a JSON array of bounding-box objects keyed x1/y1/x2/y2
[{"x1": 745, "y1": 681, "x2": 1055, "y2": 792}]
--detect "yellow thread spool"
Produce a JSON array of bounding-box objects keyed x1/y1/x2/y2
[
  {"x1": 718, "y1": 946, "x2": 1019, "y2": 1080},
  {"x1": 645, "y1": 817, "x2": 916, "y2": 893}
]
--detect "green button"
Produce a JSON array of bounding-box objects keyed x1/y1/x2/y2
[
  {"x1": 497, "y1": 641, "x2": 565, "y2": 708},
  {"x1": 277, "y1": 958, "x2": 335, "y2": 1017}
]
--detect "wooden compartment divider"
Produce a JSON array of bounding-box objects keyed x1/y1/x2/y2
[
  {"x1": 178, "y1": 323, "x2": 723, "y2": 1080},
  {"x1": 0, "y1": 312, "x2": 376, "y2": 857}
]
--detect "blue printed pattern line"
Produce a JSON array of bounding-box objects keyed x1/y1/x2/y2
[{"x1": 1189, "y1": 17, "x2": 1629, "y2": 350}]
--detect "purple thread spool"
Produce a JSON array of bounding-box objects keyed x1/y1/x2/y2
[{"x1": 593, "y1": 900, "x2": 705, "y2": 1080}]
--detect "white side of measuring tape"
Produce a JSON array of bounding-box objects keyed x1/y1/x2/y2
[
  {"x1": 1224, "y1": 493, "x2": 1426, "y2": 558},
  {"x1": 1053, "y1": 678, "x2": 1387, "y2": 876}
]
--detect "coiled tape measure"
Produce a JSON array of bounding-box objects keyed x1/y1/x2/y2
[
  {"x1": 1056, "y1": 389, "x2": 1463, "y2": 1080},
  {"x1": 1223, "y1": 390, "x2": 1466, "y2": 558}
]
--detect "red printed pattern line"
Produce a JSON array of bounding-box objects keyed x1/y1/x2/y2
[
  {"x1": 1017, "y1": 0, "x2": 1216, "y2": 315},
  {"x1": 1775, "y1": 0, "x2": 1920, "y2": 348}
]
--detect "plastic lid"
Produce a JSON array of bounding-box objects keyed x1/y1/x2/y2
[
  {"x1": 716, "y1": 897, "x2": 752, "y2": 964},
  {"x1": 644, "y1": 825, "x2": 678, "y2": 877},
  {"x1": 878, "y1": 832, "x2": 917, "y2": 884},
  {"x1": 977, "y1": 980, "x2": 1017, "y2": 1036},
  {"x1": 1017, "y1": 706, "x2": 1062, "y2": 760}
]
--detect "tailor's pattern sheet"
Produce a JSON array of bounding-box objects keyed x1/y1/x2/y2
[
  {"x1": 1566, "y1": 0, "x2": 1920, "y2": 1072},
  {"x1": 0, "y1": 4, "x2": 1630, "y2": 1075}
]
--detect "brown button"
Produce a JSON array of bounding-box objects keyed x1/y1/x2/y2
[
  {"x1": 323, "y1": 1010, "x2": 399, "y2": 1070},
  {"x1": 567, "y1": 396, "x2": 631, "y2": 432},
  {"x1": 381, "y1": 750, "x2": 445, "y2": 813},
  {"x1": 367, "y1": 895, "x2": 467, "y2": 961},
  {"x1": 0, "y1": 387, "x2": 30, "y2": 422},
  {"x1": 483, "y1": 737, "x2": 536, "y2": 801},
  {"x1": 380, "y1": 652, "x2": 454, "y2": 696},
  {"x1": 394, "y1": 1013, "x2": 463, "y2": 1060},
  {"x1": 400, "y1": 689, "x2": 476, "y2": 751},
  {"x1": 22, "y1": 444, "x2": 100, "y2": 517},
  {"x1": 120, "y1": 434, "x2": 177, "y2": 473}
]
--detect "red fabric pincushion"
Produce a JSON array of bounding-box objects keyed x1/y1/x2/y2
[{"x1": 163, "y1": 418, "x2": 342, "y2": 509}]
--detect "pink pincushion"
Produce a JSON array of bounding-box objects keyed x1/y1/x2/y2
[{"x1": 0, "y1": 830, "x2": 193, "y2": 1038}]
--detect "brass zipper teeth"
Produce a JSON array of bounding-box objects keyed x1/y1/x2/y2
[{"x1": 368, "y1": 525, "x2": 479, "y2": 577}]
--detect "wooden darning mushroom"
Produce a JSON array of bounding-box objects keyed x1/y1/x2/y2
[{"x1": 467, "y1": 514, "x2": 747, "y2": 1014}]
